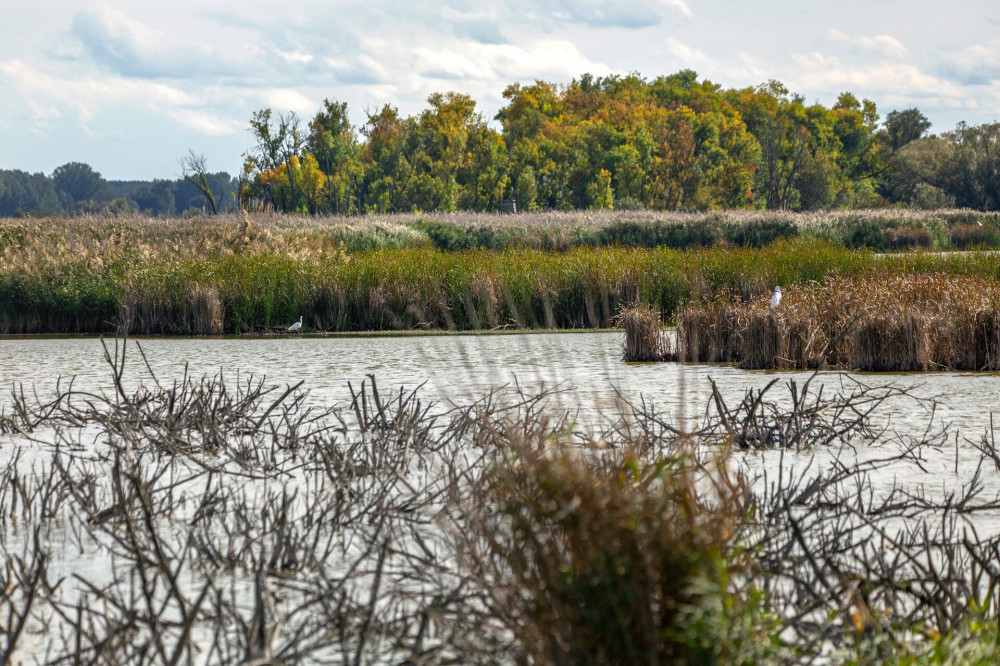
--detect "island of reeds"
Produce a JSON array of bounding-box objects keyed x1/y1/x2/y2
[
  {"x1": 6, "y1": 209, "x2": 1000, "y2": 337},
  {"x1": 631, "y1": 273, "x2": 1000, "y2": 371}
]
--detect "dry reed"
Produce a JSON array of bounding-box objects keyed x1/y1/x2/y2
[
  {"x1": 615, "y1": 303, "x2": 676, "y2": 361},
  {"x1": 3, "y1": 338, "x2": 1000, "y2": 661},
  {"x1": 677, "y1": 274, "x2": 1000, "y2": 371}
]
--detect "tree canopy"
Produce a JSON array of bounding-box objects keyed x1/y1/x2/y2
[
  {"x1": 238, "y1": 71, "x2": 1000, "y2": 214},
  {"x1": 6, "y1": 71, "x2": 1000, "y2": 217}
]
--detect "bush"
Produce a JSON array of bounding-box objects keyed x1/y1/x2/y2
[
  {"x1": 471, "y1": 435, "x2": 757, "y2": 665},
  {"x1": 949, "y1": 223, "x2": 1000, "y2": 250},
  {"x1": 723, "y1": 218, "x2": 799, "y2": 248}
]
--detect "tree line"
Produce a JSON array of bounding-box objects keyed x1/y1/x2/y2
[
  {"x1": 0, "y1": 158, "x2": 237, "y2": 218},
  {"x1": 6, "y1": 70, "x2": 999, "y2": 217},
  {"x1": 241, "y1": 71, "x2": 1000, "y2": 214}
]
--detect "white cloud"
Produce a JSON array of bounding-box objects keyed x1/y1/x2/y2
[
  {"x1": 167, "y1": 109, "x2": 242, "y2": 136},
  {"x1": 939, "y1": 39, "x2": 1000, "y2": 85},
  {"x1": 414, "y1": 38, "x2": 612, "y2": 83},
  {"x1": 278, "y1": 51, "x2": 315, "y2": 65},
  {"x1": 1, "y1": 60, "x2": 195, "y2": 120},
  {"x1": 826, "y1": 28, "x2": 909, "y2": 59},
  {"x1": 657, "y1": 0, "x2": 692, "y2": 18},
  {"x1": 259, "y1": 89, "x2": 316, "y2": 115},
  {"x1": 0, "y1": 58, "x2": 240, "y2": 141},
  {"x1": 790, "y1": 52, "x2": 964, "y2": 101},
  {"x1": 662, "y1": 38, "x2": 711, "y2": 67}
]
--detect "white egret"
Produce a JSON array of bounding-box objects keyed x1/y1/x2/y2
[
  {"x1": 288, "y1": 316, "x2": 303, "y2": 332},
  {"x1": 770, "y1": 286, "x2": 782, "y2": 309}
]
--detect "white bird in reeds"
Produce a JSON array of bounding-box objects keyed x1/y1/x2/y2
[
  {"x1": 288, "y1": 316, "x2": 303, "y2": 332},
  {"x1": 770, "y1": 286, "x2": 782, "y2": 309}
]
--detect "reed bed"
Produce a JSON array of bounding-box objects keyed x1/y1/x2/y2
[
  {"x1": 3, "y1": 208, "x2": 1000, "y2": 259},
  {"x1": 10, "y1": 210, "x2": 1000, "y2": 334},
  {"x1": 675, "y1": 274, "x2": 1000, "y2": 371},
  {"x1": 2, "y1": 338, "x2": 1000, "y2": 662}
]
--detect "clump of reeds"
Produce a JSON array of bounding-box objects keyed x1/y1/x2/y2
[
  {"x1": 677, "y1": 274, "x2": 1000, "y2": 371},
  {"x1": 615, "y1": 303, "x2": 676, "y2": 361}
]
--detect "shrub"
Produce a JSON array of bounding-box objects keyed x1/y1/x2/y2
[{"x1": 472, "y1": 435, "x2": 755, "y2": 665}]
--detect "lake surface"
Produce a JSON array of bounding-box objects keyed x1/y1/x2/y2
[
  {"x1": 5, "y1": 331, "x2": 1000, "y2": 496},
  {"x1": 2, "y1": 331, "x2": 999, "y2": 435}
]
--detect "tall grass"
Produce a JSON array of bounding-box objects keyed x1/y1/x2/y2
[
  {"x1": 676, "y1": 274, "x2": 1000, "y2": 371},
  {"x1": 0, "y1": 238, "x2": 874, "y2": 334},
  {"x1": 5, "y1": 209, "x2": 1000, "y2": 258},
  {"x1": 615, "y1": 303, "x2": 676, "y2": 361},
  {"x1": 10, "y1": 211, "x2": 1000, "y2": 334}
]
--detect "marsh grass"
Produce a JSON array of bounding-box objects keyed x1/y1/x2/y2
[
  {"x1": 466, "y1": 436, "x2": 751, "y2": 664},
  {"x1": 615, "y1": 303, "x2": 676, "y2": 362},
  {"x1": 8, "y1": 211, "x2": 1000, "y2": 334},
  {"x1": 676, "y1": 274, "x2": 1000, "y2": 371}
]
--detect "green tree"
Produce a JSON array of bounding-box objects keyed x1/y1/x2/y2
[
  {"x1": 246, "y1": 109, "x2": 303, "y2": 211},
  {"x1": 733, "y1": 81, "x2": 813, "y2": 210},
  {"x1": 949, "y1": 122, "x2": 1000, "y2": 210},
  {"x1": 884, "y1": 137, "x2": 956, "y2": 207},
  {"x1": 884, "y1": 108, "x2": 931, "y2": 151},
  {"x1": 0, "y1": 170, "x2": 63, "y2": 216},
  {"x1": 52, "y1": 162, "x2": 106, "y2": 204},
  {"x1": 361, "y1": 105, "x2": 413, "y2": 213},
  {"x1": 307, "y1": 99, "x2": 359, "y2": 214}
]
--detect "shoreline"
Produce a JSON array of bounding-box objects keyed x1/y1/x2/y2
[{"x1": 0, "y1": 327, "x2": 626, "y2": 341}]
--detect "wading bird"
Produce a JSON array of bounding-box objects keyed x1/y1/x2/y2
[
  {"x1": 770, "y1": 286, "x2": 782, "y2": 309},
  {"x1": 288, "y1": 316, "x2": 303, "y2": 332}
]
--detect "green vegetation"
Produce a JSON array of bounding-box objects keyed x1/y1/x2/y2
[
  {"x1": 0, "y1": 161, "x2": 239, "y2": 218},
  {"x1": 238, "y1": 72, "x2": 1000, "y2": 216},
  {"x1": 8, "y1": 210, "x2": 1000, "y2": 335},
  {"x1": 7, "y1": 71, "x2": 1000, "y2": 218}
]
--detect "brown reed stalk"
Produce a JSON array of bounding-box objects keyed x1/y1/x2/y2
[
  {"x1": 676, "y1": 274, "x2": 1000, "y2": 371},
  {"x1": 615, "y1": 303, "x2": 676, "y2": 362}
]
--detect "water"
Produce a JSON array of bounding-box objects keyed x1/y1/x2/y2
[
  {"x1": 3, "y1": 332, "x2": 1000, "y2": 661},
  {"x1": 2, "y1": 331, "x2": 999, "y2": 434},
  {"x1": 5, "y1": 331, "x2": 1000, "y2": 502},
  {"x1": 7, "y1": 331, "x2": 1000, "y2": 525}
]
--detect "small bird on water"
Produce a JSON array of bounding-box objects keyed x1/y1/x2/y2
[
  {"x1": 288, "y1": 316, "x2": 303, "y2": 332},
  {"x1": 770, "y1": 286, "x2": 782, "y2": 309}
]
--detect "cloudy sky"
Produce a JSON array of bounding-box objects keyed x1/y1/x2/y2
[{"x1": 2, "y1": 0, "x2": 999, "y2": 180}]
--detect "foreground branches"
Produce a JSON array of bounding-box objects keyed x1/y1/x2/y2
[{"x1": 1, "y1": 340, "x2": 999, "y2": 663}]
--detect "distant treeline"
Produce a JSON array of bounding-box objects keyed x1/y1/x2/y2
[
  {"x1": 0, "y1": 163, "x2": 238, "y2": 218},
  {"x1": 6, "y1": 70, "x2": 1000, "y2": 218}
]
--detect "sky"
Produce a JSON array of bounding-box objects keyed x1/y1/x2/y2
[{"x1": 2, "y1": 0, "x2": 999, "y2": 181}]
